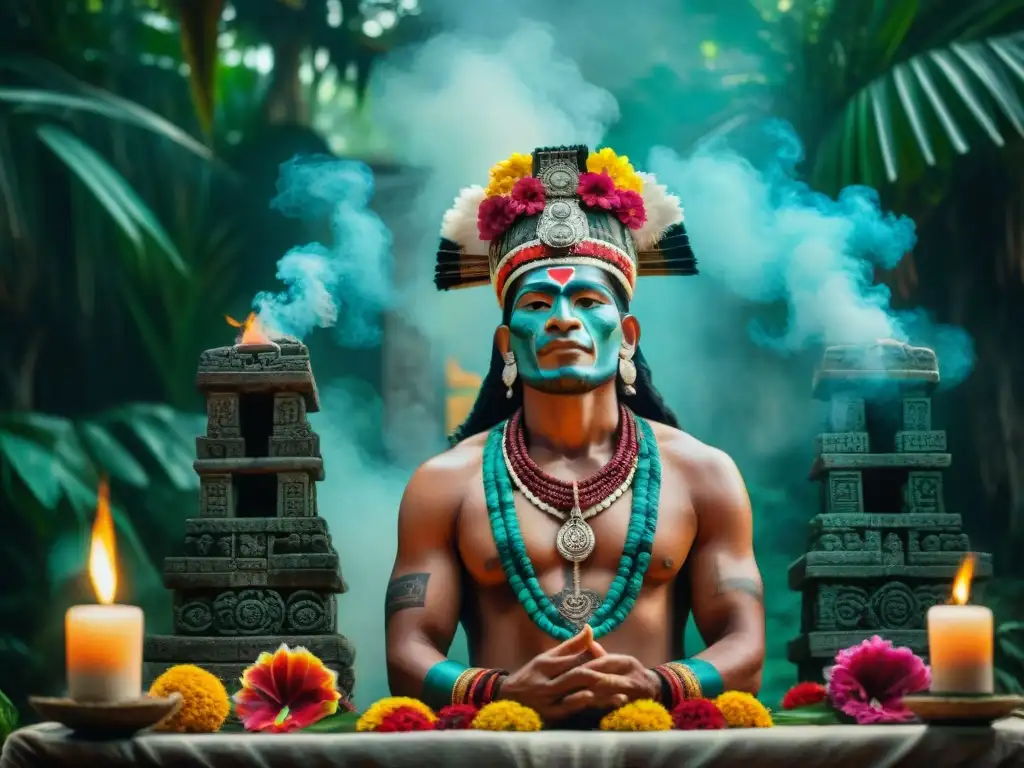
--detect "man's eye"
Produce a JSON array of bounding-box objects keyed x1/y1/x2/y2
[
  {"x1": 576, "y1": 297, "x2": 599, "y2": 308},
  {"x1": 524, "y1": 301, "x2": 550, "y2": 310}
]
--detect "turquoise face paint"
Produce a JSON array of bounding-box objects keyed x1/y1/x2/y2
[{"x1": 507, "y1": 264, "x2": 624, "y2": 393}]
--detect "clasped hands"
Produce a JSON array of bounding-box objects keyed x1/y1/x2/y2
[{"x1": 498, "y1": 625, "x2": 661, "y2": 721}]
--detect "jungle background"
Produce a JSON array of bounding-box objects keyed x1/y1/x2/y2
[{"x1": 2, "y1": 0, "x2": 1024, "y2": 736}]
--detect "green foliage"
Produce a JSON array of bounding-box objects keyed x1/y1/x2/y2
[{"x1": 0, "y1": 688, "x2": 16, "y2": 743}]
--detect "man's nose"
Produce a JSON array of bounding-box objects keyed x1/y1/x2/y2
[{"x1": 544, "y1": 301, "x2": 583, "y2": 333}]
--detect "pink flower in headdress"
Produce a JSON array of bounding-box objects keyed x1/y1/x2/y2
[
  {"x1": 826, "y1": 635, "x2": 930, "y2": 725},
  {"x1": 509, "y1": 177, "x2": 546, "y2": 216},
  {"x1": 577, "y1": 172, "x2": 620, "y2": 210},
  {"x1": 477, "y1": 195, "x2": 518, "y2": 241},
  {"x1": 613, "y1": 189, "x2": 647, "y2": 229}
]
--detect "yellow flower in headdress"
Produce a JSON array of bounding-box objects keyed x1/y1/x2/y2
[
  {"x1": 485, "y1": 152, "x2": 533, "y2": 197},
  {"x1": 587, "y1": 147, "x2": 644, "y2": 193},
  {"x1": 356, "y1": 697, "x2": 437, "y2": 731},
  {"x1": 714, "y1": 691, "x2": 773, "y2": 728},
  {"x1": 599, "y1": 699, "x2": 673, "y2": 731}
]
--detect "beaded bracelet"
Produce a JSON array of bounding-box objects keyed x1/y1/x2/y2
[
  {"x1": 452, "y1": 667, "x2": 507, "y2": 707},
  {"x1": 652, "y1": 658, "x2": 723, "y2": 708}
]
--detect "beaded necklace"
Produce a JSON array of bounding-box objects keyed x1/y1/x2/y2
[{"x1": 483, "y1": 411, "x2": 662, "y2": 640}]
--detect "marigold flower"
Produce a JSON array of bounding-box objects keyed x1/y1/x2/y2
[
  {"x1": 599, "y1": 699, "x2": 673, "y2": 731},
  {"x1": 485, "y1": 153, "x2": 533, "y2": 197},
  {"x1": 375, "y1": 706, "x2": 437, "y2": 732},
  {"x1": 586, "y1": 148, "x2": 644, "y2": 193},
  {"x1": 714, "y1": 691, "x2": 773, "y2": 728},
  {"x1": 782, "y1": 682, "x2": 828, "y2": 710},
  {"x1": 470, "y1": 700, "x2": 542, "y2": 731},
  {"x1": 671, "y1": 698, "x2": 727, "y2": 730},
  {"x1": 149, "y1": 664, "x2": 230, "y2": 733},
  {"x1": 232, "y1": 645, "x2": 344, "y2": 733},
  {"x1": 356, "y1": 697, "x2": 437, "y2": 732},
  {"x1": 435, "y1": 704, "x2": 479, "y2": 730}
]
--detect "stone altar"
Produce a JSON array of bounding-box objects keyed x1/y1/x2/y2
[
  {"x1": 788, "y1": 340, "x2": 992, "y2": 681},
  {"x1": 143, "y1": 335, "x2": 355, "y2": 696}
]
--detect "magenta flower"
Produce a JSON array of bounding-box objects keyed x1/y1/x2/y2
[
  {"x1": 613, "y1": 189, "x2": 647, "y2": 229},
  {"x1": 827, "y1": 635, "x2": 930, "y2": 725},
  {"x1": 477, "y1": 195, "x2": 518, "y2": 240},
  {"x1": 509, "y1": 177, "x2": 546, "y2": 216},
  {"x1": 577, "y1": 172, "x2": 620, "y2": 210}
]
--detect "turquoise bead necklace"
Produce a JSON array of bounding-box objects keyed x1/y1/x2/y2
[{"x1": 482, "y1": 410, "x2": 662, "y2": 640}]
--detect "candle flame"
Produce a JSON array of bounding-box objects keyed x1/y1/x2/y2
[
  {"x1": 89, "y1": 478, "x2": 118, "y2": 605},
  {"x1": 951, "y1": 553, "x2": 977, "y2": 606},
  {"x1": 226, "y1": 312, "x2": 272, "y2": 345}
]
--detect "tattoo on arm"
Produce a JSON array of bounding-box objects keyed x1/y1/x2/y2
[
  {"x1": 716, "y1": 577, "x2": 764, "y2": 603},
  {"x1": 385, "y1": 573, "x2": 430, "y2": 621}
]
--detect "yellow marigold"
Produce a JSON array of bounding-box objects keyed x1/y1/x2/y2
[
  {"x1": 586, "y1": 147, "x2": 644, "y2": 193},
  {"x1": 485, "y1": 152, "x2": 533, "y2": 197},
  {"x1": 149, "y1": 664, "x2": 230, "y2": 733},
  {"x1": 470, "y1": 700, "x2": 542, "y2": 731},
  {"x1": 714, "y1": 691, "x2": 773, "y2": 728},
  {"x1": 599, "y1": 699, "x2": 673, "y2": 731},
  {"x1": 356, "y1": 697, "x2": 436, "y2": 732}
]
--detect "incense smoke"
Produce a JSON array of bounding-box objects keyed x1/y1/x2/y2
[{"x1": 245, "y1": 1, "x2": 975, "y2": 707}]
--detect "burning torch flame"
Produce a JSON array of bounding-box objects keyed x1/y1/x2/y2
[
  {"x1": 951, "y1": 553, "x2": 977, "y2": 606},
  {"x1": 226, "y1": 312, "x2": 272, "y2": 345},
  {"x1": 89, "y1": 478, "x2": 117, "y2": 605}
]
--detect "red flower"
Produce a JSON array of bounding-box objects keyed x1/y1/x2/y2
[
  {"x1": 376, "y1": 706, "x2": 437, "y2": 732},
  {"x1": 782, "y1": 682, "x2": 828, "y2": 710},
  {"x1": 509, "y1": 177, "x2": 546, "y2": 216},
  {"x1": 435, "y1": 704, "x2": 479, "y2": 730},
  {"x1": 477, "y1": 195, "x2": 518, "y2": 241},
  {"x1": 613, "y1": 189, "x2": 647, "y2": 229},
  {"x1": 670, "y1": 699, "x2": 727, "y2": 730},
  {"x1": 577, "y1": 172, "x2": 620, "y2": 210}
]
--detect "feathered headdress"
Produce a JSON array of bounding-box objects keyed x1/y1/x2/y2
[{"x1": 435, "y1": 145, "x2": 697, "y2": 306}]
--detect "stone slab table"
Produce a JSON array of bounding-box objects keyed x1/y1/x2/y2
[{"x1": 4, "y1": 719, "x2": 1024, "y2": 768}]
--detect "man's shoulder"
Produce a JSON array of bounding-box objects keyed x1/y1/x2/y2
[
  {"x1": 648, "y1": 421, "x2": 740, "y2": 481},
  {"x1": 408, "y1": 431, "x2": 487, "y2": 489}
]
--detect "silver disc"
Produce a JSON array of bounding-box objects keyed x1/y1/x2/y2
[{"x1": 555, "y1": 516, "x2": 596, "y2": 563}]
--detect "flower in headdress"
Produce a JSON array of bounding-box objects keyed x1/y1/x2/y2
[
  {"x1": 477, "y1": 195, "x2": 518, "y2": 240},
  {"x1": 782, "y1": 682, "x2": 828, "y2": 710},
  {"x1": 714, "y1": 691, "x2": 773, "y2": 728},
  {"x1": 485, "y1": 152, "x2": 533, "y2": 197},
  {"x1": 509, "y1": 176, "x2": 546, "y2": 216},
  {"x1": 671, "y1": 698, "x2": 727, "y2": 730},
  {"x1": 599, "y1": 699, "x2": 673, "y2": 731},
  {"x1": 577, "y1": 172, "x2": 620, "y2": 210},
  {"x1": 613, "y1": 189, "x2": 647, "y2": 229},
  {"x1": 356, "y1": 697, "x2": 437, "y2": 732},
  {"x1": 470, "y1": 700, "x2": 542, "y2": 731},
  {"x1": 435, "y1": 704, "x2": 479, "y2": 730},
  {"x1": 441, "y1": 185, "x2": 489, "y2": 250},
  {"x1": 376, "y1": 706, "x2": 437, "y2": 732},
  {"x1": 633, "y1": 171, "x2": 684, "y2": 249},
  {"x1": 587, "y1": 147, "x2": 644, "y2": 193},
  {"x1": 232, "y1": 645, "x2": 346, "y2": 733},
  {"x1": 827, "y1": 635, "x2": 930, "y2": 725}
]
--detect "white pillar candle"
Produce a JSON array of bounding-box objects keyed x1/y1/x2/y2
[
  {"x1": 927, "y1": 554, "x2": 994, "y2": 695},
  {"x1": 66, "y1": 604, "x2": 144, "y2": 702}
]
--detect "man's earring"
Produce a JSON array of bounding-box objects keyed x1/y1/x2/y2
[
  {"x1": 502, "y1": 351, "x2": 518, "y2": 399},
  {"x1": 619, "y1": 343, "x2": 637, "y2": 396}
]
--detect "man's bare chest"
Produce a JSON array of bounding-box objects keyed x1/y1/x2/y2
[{"x1": 456, "y1": 461, "x2": 697, "y2": 590}]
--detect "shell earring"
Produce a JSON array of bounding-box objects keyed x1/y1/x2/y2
[
  {"x1": 502, "y1": 351, "x2": 518, "y2": 399},
  {"x1": 619, "y1": 343, "x2": 637, "y2": 396}
]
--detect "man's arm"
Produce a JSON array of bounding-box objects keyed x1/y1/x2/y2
[
  {"x1": 384, "y1": 453, "x2": 466, "y2": 705},
  {"x1": 685, "y1": 447, "x2": 766, "y2": 695}
]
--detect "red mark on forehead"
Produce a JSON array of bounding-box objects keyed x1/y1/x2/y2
[{"x1": 547, "y1": 266, "x2": 575, "y2": 286}]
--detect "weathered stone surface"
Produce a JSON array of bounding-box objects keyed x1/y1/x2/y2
[
  {"x1": 184, "y1": 517, "x2": 330, "y2": 535},
  {"x1": 194, "y1": 456, "x2": 325, "y2": 481},
  {"x1": 788, "y1": 554, "x2": 993, "y2": 590},
  {"x1": 903, "y1": 471, "x2": 945, "y2": 514},
  {"x1": 812, "y1": 581, "x2": 948, "y2": 632},
  {"x1": 164, "y1": 565, "x2": 345, "y2": 592},
  {"x1": 902, "y1": 397, "x2": 932, "y2": 431},
  {"x1": 825, "y1": 471, "x2": 863, "y2": 513},
  {"x1": 199, "y1": 474, "x2": 234, "y2": 518},
  {"x1": 807, "y1": 530, "x2": 881, "y2": 565},
  {"x1": 268, "y1": 435, "x2": 320, "y2": 458},
  {"x1": 206, "y1": 393, "x2": 241, "y2": 438},
  {"x1": 196, "y1": 437, "x2": 246, "y2": 459},
  {"x1": 172, "y1": 588, "x2": 338, "y2": 636},
  {"x1": 810, "y1": 452, "x2": 951, "y2": 479},
  {"x1": 788, "y1": 630, "x2": 928, "y2": 663},
  {"x1": 895, "y1": 430, "x2": 946, "y2": 453},
  {"x1": 827, "y1": 398, "x2": 866, "y2": 432},
  {"x1": 812, "y1": 340, "x2": 939, "y2": 399},
  {"x1": 277, "y1": 472, "x2": 315, "y2": 517},
  {"x1": 810, "y1": 512, "x2": 963, "y2": 530},
  {"x1": 816, "y1": 432, "x2": 869, "y2": 454}
]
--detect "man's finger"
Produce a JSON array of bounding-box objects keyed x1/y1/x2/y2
[
  {"x1": 548, "y1": 625, "x2": 593, "y2": 656},
  {"x1": 589, "y1": 638, "x2": 608, "y2": 658},
  {"x1": 546, "y1": 667, "x2": 631, "y2": 698},
  {"x1": 546, "y1": 690, "x2": 629, "y2": 721},
  {"x1": 571, "y1": 654, "x2": 636, "y2": 674},
  {"x1": 534, "y1": 650, "x2": 592, "y2": 677}
]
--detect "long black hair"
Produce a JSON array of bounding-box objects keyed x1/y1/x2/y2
[{"x1": 449, "y1": 280, "x2": 680, "y2": 445}]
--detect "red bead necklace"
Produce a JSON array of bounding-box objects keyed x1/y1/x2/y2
[{"x1": 504, "y1": 405, "x2": 640, "y2": 513}]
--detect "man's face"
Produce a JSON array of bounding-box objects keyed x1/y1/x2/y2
[{"x1": 506, "y1": 264, "x2": 624, "y2": 394}]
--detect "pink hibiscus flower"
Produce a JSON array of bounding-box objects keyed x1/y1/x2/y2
[
  {"x1": 827, "y1": 635, "x2": 931, "y2": 725},
  {"x1": 509, "y1": 177, "x2": 546, "y2": 216},
  {"x1": 577, "y1": 172, "x2": 620, "y2": 210},
  {"x1": 613, "y1": 189, "x2": 647, "y2": 229},
  {"x1": 477, "y1": 195, "x2": 518, "y2": 241}
]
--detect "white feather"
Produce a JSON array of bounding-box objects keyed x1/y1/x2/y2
[
  {"x1": 633, "y1": 172, "x2": 684, "y2": 250},
  {"x1": 440, "y1": 185, "x2": 490, "y2": 252}
]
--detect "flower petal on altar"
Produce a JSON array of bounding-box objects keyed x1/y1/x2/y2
[{"x1": 233, "y1": 645, "x2": 342, "y2": 733}]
